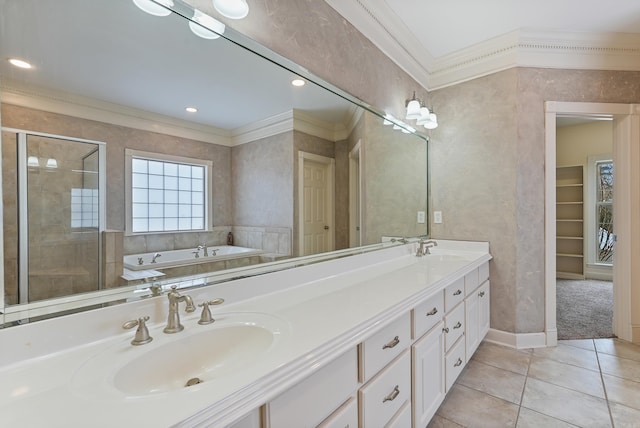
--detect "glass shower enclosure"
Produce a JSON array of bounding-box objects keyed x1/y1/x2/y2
[{"x1": 2, "y1": 128, "x2": 105, "y2": 306}]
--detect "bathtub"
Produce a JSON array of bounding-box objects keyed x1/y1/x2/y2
[{"x1": 123, "y1": 246, "x2": 264, "y2": 271}]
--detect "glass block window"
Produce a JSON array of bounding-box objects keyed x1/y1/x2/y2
[
  {"x1": 130, "y1": 156, "x2": 207, "y2": 233},
  {"x1": 595, "y1": 161, "x2": 613, "y2": 264},
  {"x1": 71, "y1": 188, "x2": 99, "y2": 228}
]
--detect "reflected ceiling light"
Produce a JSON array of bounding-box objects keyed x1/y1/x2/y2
[
  {"x1": 189, "y1": 9, "x2": 225, "y2": 39},
  {"x1": 46, "y1": 158, "x2": 58, "y2": 169},
  {"x1": 291, "y1": 78, "x2": 305, "y2": 87},
  {"x1": 9, "y1": 58, "x2": 32, "y2": 69},
  {"x1": 27, "y1": 156, "x2": 40, "y2": 167},
  {"x1": 185, "y1": 106, "x2": 198, "y2": 113},
  {"x1": 213, "y1": 0, "x2": 249, "y2": 19},
  {"x1": 132, "y1": 0, "x2": 174, "y2": 17}
]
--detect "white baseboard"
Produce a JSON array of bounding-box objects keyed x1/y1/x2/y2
[
  {"x1": 632, "y1": 324, "x2": 640, "y2": 345},
  {"x1": 485, "y1": 328, "x2": 548, "y2": 349}
]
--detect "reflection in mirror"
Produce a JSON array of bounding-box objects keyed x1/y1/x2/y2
[{"x1": 0, "y1": 0, "x2": 428, "y2": 324}]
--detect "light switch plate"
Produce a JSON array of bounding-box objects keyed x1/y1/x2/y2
[
  {"x1": 417, "y1": 211, "x2": 425, "y2": 223},
  {"x1": 434, "y1": 211, "x2": 442, "y2": 224}
]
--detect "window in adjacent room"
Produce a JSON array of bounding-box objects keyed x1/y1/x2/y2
[{"x1": 125, "y1": 149, "x2": 212, "y2": 234}]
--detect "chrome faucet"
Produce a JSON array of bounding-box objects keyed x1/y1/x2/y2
[
  {"x1": 163, "y1": 285, "x2": 196, "y2": 333},
  {"x1": 198, "y1": 244, "x2": 208, "y2": 257},
  {"x1": 151, "y1": 252, "x2": 162, "y2": 263},
  {"x1": 417, "y1": 239, "x2": 438, "y2": 257}
]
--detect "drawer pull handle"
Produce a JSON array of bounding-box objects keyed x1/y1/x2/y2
[
  {"x1": 382, "y1": 336, "x2": 400, "y2": 350},
  {"x1": 426, "y1": 307, "x2": 438, "y2": 316},
  {"x1": 454, "y1": 358, "x2": 463, "y2": 367},
  {"x1": 442, "y1": 327, "x2": 449, "y2": 333},
  {"x1": 453, "y1": 289, "x2": 462, "y2": 296},
  {"x1": 453, "y1": 321, "x2": 462, "y2": 329},
  {"x1": 383, "y1": 385, "x2": 400, "y2": 403},
  {"x1": 479, "y1": 291, "x2": 485, "y2": 297}
]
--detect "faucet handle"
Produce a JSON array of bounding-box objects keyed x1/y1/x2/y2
[
  {"x1": 197, "y1": 298, "x2": 224, "y2": 325},
  {"x1": 123, "y1": 316, "x2": 153, "y2": 345}
]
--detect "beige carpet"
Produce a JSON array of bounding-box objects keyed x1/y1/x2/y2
[{"x1": 556, "y1": 279, "x2": 614, "y2": 340}]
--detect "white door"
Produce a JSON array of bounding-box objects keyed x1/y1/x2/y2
[
  {"x1": 299, "y1": 152, "x2": 335, "y2": 256},
  {"x1": 349, "y1": 142, "x2": 362, "y2": 247}
]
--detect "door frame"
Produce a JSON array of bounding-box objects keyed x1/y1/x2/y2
[
  {"x1": 297, "y1": 151, "x2": 335, "y2": 256},
  {"x1": 349, "y1": 140, "x2": 362, "y2": 247},
  {"x1": 544, "y1": 101, "x2": 640, "y2": 345}
]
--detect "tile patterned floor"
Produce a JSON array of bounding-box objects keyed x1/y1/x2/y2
[{"x1": 430, "y1": 339, "x2": 640, "y2": 428}]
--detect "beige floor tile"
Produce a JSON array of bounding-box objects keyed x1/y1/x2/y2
[
  {"x1": 428, "y1": 415, "x2": 465, "y2": 428},
  {"x1": 532, "y1": 343, "x2": 600, "y2": 371},
  {"x1": 598, "y1": 353, "x2": 640, "y2": 382},
  {"x1": 521, "y1": 378, "x2": 611, "y2": 427},
  {"x1": 595, "y1": 338, "x2": 640, "y2": 362},
  {"x1": 602, "y1": 374, "x2": 640, "y2": 411},
  {"x1": 437, "y1": 384, "x2": 519, "y2": 428},
  {"x1": 472, "y1": 342, "x2": 532, "y2": 375},
  {"x1": 609, "y1": 402, "x2": 640, "y2": 428},
  {"x1": 516, "y1": 407, "x2": 579, "y2": 428},
  {"x1": 527, "y1": 356, "x2": 605, "y2": 398},
  {"x1": 560, "y1": 339, "x2": 595, "y2": 351},
  {"x1": 457, "y1": 360, "x2": 526, "y2": 404}
]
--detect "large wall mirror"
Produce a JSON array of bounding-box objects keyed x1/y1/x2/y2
[{"x1": 0, "y1": 0, "x2": 429, "y2": 325}]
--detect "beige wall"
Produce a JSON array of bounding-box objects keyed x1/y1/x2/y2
[
  {"x1": 557, "y1": 121, "x2": 613, "y2": 166},
  {"x1": 430, "y1": 68, "x2": 640, "y2": 334}
]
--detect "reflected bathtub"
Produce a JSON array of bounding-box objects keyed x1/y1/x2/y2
[{"x1": 124, "y1": 246, "x2": 264, "y2": 271}]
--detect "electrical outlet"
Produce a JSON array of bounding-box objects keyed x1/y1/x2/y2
[
  {"x1": 434, "y1": 211, "x2": 443, "y2": 224},
  {"x1": 417, "y1": 211, "x2": 425, "y2": 223}
]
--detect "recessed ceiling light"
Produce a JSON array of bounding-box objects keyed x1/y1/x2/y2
[
  {"x1": 291, "y1": 79, "x2": 305, "y2": 87},
  {"x1": 9, "y1": 58, "x2": 32, "y2": 69},
  {"x1": 185, "y1": 107, "x2": 198, "y2": 113}
]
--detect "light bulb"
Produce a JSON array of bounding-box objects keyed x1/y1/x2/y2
[
  {"x1": 213, "y1": 0, "x2": 249, "y2": 19},
  {"x1": 189, "y1": 9, "x2": 225, "y2": 39},
  {"x1": 405, "y1": 99, "x2": 421, "y2": 120},
  {"x1": 132, "y1": 0, "x2": 174, "y2": 16}
]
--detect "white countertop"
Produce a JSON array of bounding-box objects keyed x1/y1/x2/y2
[{"x1": 0, "y1": 240, "x2": 490, "y2": 427}]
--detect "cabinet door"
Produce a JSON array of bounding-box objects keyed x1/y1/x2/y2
[
  {"x1": 478, "y1": 281, "x2": 491, "y2": 340},
  {"x1": 412, "y1": 322, "x2": 445, "y2": 428},
  {"x1": 465, "y1": 291, "x2": 479, "y2": 361}
]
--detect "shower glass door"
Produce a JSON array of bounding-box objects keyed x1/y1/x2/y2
[{"x1": 14, "y1": 130, "x2": 105, "y2": 304}]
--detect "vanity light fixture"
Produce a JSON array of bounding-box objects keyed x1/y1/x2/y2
[
  {"x1": 405, "y1": 91, "x2": 438, "y2": 130},
  {"x1": 132, "y1": 0, "x2": 174, "y2": 17},
  {"x1": 291, "y1": 78, "x2": 305, "y2": 87},
  {"x1": 189, "y1": 9, "x2": 225, "y2": 39},
  {"x1": 213, "y1": 0, "x2": 249, "y2": 19},
  {"x1": 8, "y1": 58, "x2": 32, "y2": 69},
  {"x1": 185, "y1": 106, "x2": 198, "y2": 113},
  {"x1": 27, "y1": 156, "x2": 40, "y2": 167},
  {"x1": 46, "y1": 158, "x2": 58, "y2": 169}
]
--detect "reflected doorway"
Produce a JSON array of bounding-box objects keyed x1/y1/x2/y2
[{"x1": 349, "y1": 141, "x2": 362, "y2": 247}]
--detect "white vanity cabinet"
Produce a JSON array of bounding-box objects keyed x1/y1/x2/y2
[
  {"x1": 411, "y1": 320, "x2": 445, "y2": 427},
  {"x1": 266, "y1": 348, "x2": 358, "y2": 427},
  {"x1": 465, "y1": 262, "x2": 491, "y2": 361}
]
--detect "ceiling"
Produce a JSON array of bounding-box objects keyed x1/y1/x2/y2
[
  {"x1": 326, "y1": 0, "x2": 640, "y2": 89},
  {"x1": 0, "y1": 0, "x2": 355, "y2": 141}
]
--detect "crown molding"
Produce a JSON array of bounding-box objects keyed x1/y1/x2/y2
[
  {"x1": 325, "y1": 0, "x2": 640, "y2": 91},
  {"x1": 0, "y1": 80, "x2": 233, "y2": 146}
]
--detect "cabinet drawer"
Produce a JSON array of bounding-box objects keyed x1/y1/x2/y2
[
  {"x1": 464, "y1": 268, "x2": 479, "y2": 297},
  {"x1": 479, "y1": 261, "x2": 490, "y2": 283},
  {"x1": 269, "y1": 348, "x2": 357, "y2": 427},
  {"x1": 412, "y1": 291, "x2": 444, "y2": 339},
  {"x1": 359, "y1": 350, "x2": 411, "y2": 428},
  {"x1": 444, "y1": 278, "x2": 465, "y2": 312},
  {"x1": 385, "y1": 400, "x2": 411, "y2": 428},
  {"x1": 318, "y1": 397, "x2": 357, "y2": 428},
  {"x1": 445, "y1": 337, "x2": 466, "y2": 392},
  {"x1": 360, "y1": 313, "x2": 411, "y2": 382},
  {"x1": 443, "y1": 303, "x2": 465, "y2": 352}
]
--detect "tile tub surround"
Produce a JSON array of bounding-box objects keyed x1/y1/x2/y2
[
  {"x1": 433, "y1": 339, "x2": 640, "y2": 427},
  {"x1": 0, "y1": 240, "x2": 490, "y2": 427}
]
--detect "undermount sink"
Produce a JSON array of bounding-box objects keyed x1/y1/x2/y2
[
  {"x1": 71, "y1": 312, "x2": 290, "y2": 398},
  {"x1": 423, "y1": 253, "x2": 469, "y2": 262}
]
